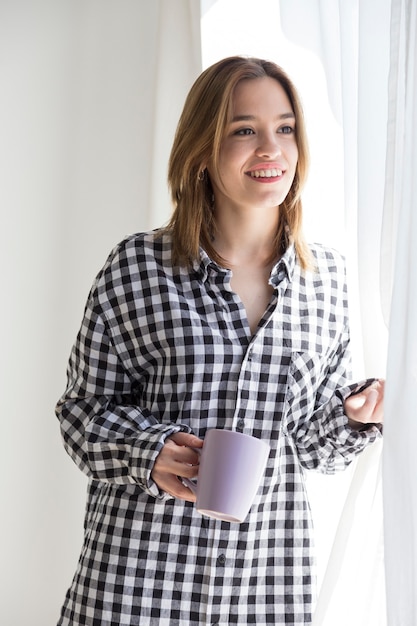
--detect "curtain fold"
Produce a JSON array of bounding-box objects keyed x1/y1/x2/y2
[
  {"x1": 279, "y1": 1, "x2": 390, "y2": 624},
  {"x1": 382, "y1": 1, "x2": 417, "y2": 624}
]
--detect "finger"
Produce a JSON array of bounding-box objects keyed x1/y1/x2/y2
[
  {"x1": 345, "y1": 390, "x2": 374, "y2": 422},
  {"x1": 363, "y1": 388, "x2": 379, "y2": 414},
  {"x1": 174, "y1": 445, "x2": 200, "y2": 466},
  {"x1": 370, "y1": 381, "x2": 384, "y2": 422},
  {"x1": 152, "y1": 473, "x2": 197, "y2": 502},
  {"x1": 168, "y1": 432, "x2": 202, "y2": 466},
  {"x1": 151, "y1": 436, "x2": 200, "y2": 499},
  {"x1": 363, "y1": 381, "x2": 384, "y2": 422},
  {"x1": 155, "y1": 458, "x2": 199, "y2": 480},
  {"x1": 170, "y1": 431, "x2": 204, "y2": 449},
  {"x1": 345, "y1": 387, "x2": 380, "y2": 424},
  {"x1": 157, "y1": 439, "x2": 200, "y2": 471}
]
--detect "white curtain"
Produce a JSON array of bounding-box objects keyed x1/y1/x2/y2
[
  {"x1": 279, "y1": 1, "x2": 417, "y2": 623},
  {"x1": 203, "y1": 0, "x2": 390, "y2": 623},
  {"x1": 268, "y1": 2, "x2": 390, "y2": 624},
  {"x1": 0, "y1": 2, "x2": 201, "y2": 624},
  {"x1": 382, "y1": 1, "x2": 417, "y2": 624}
]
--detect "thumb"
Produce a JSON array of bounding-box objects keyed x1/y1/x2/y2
[
  {"x1": 346, "y1": 387, "x2": 379, "y2": 423},
  {"x1": 363, "y1": 387, "x2": 379, "y2": 408}
]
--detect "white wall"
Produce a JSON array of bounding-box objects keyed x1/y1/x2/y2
[{"x1": 0, "y1": 2, "x2": 200, "y2": 623}]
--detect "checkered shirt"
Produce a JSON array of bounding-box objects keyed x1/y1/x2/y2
[{"x1": 56, "y1": 230, "x2": 382, "y2": 626}]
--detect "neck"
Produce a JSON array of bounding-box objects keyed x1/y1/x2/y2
[{"x1": 212, "y1": 205, "x2": 280, "y2": 267}]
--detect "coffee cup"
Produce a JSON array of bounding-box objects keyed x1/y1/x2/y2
[{"x1": 182, "y1": 429, "x2": 270, "y2": 523}]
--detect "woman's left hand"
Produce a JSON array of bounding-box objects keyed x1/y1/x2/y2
[{"x1": 344, "y1": 379, "x2": 385, "y2": 430}]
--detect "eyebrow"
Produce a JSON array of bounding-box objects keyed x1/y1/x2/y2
[{"x1": 231, "y1": 112, "x2": 296, "y2": 123}]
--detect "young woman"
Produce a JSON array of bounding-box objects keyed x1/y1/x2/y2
[{"x1": 56, "y1": 56, "x2": 384, "y2": 626}]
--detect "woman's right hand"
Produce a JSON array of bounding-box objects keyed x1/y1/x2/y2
[{"x1": 151, "y1": 432, "x2": 203, "y2": 501}]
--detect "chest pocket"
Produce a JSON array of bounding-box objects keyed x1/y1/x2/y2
[{"x1": 283, "y1": 351, "x2": 326, "y2": 434}]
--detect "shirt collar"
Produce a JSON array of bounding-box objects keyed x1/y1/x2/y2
[
  {"x1": 193, "y1": 243, "x2": 297, "y2": 284},
  {"x1": 193, "y1": 247, "x2": 230, "y2": 282},
  {"x1": 270, "y1": 243, "x2": 296, "y2": 286}
]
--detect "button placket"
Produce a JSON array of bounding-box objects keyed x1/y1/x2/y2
[{"x1": 232, "y1": 336, "x2": 261, "y2": 432}]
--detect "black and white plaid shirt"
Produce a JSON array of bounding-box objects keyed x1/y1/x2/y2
[{"x1": 56, "y1": 231, "x2": 381, "y2": 625}]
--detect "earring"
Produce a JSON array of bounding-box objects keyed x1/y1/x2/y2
[{"x1": 198, "y1": 169, "x2": 206, "y2": 182}]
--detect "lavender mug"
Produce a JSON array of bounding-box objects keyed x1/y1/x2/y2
[{"x1": 182, "y1": 429, "x2": 270, "y2": 523}]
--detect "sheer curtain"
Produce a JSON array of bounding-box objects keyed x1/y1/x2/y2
[
  {"x1": 202, "y1": 1, "x2": 389, "y2": 624},
  {"x1": 280, "y1": 1, "x2": 390, "y2": 622},
  {"x1": 382, "y1": 1, "x2": 417, "y2": 624},
  {"x1": 279, "y1": 2, "x2": 390, "y2": 624},
  {"x1": 276, "y1": 2, "x2": 417, "y2": 623},
  {"x1": 0, "y1": 2, "x2": 201, "y2": 625}
]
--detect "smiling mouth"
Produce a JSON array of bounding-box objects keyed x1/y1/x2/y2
[{"x1": 248, "y1": 168, "x2": 283, "y2": 178}]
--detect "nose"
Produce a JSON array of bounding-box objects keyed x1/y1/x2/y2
[{"x1": 254, "y1": 132, "x2": 282, "y2": 159}]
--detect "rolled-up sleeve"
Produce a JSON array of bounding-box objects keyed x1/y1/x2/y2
[{"x1": 56, "y1": 292, "x2": 191, "y2": 497}]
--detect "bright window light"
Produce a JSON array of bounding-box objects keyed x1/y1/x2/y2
[
  {"x1": 200, "y1": 0, "x2": 371, "y2": 598},
  {"x1": 201, "y1": 0, "x2": 346, "y2": 252}
]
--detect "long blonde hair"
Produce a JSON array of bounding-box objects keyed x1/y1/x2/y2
[{"x1": 165, "y1": 56, "x2": 313, "y2": 270}]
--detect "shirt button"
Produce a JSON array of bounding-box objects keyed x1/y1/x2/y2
[
  {"x1": 217, "y1": 554, "x2": 226, "y2": 565},
  {"x1": 222, "y1": 291, "x2": 233, "y2": 301},
  {"x1": 236, "y1": 419, "x2": 245, "y2": 432}
]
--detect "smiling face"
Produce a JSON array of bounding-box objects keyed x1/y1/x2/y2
[{"x1": 208, "y1": 77, "x2": 299, "y2": 216}]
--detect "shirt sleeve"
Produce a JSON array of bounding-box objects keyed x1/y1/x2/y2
[
  {"x1": 55, "y1": 290, "x2": 191, "y2": 498},
  {"x1": 286, "y1": 323, "x2": 383, "y2": 474},
  {"x1": 294, "y1": 386, "x2": 382, "y2": 474}
]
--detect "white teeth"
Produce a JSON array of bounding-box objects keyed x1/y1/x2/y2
[{"x1": 250, "y1": 168, "x2": 282, "y2": 178}]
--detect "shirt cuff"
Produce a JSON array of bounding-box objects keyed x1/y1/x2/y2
[{"x1": 130, "y1": 422, "x2": 193, "y2": 499}]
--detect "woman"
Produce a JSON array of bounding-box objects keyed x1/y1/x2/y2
[{"x1": 56, "y1": 56, "x2": 383, "y2": 625}]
